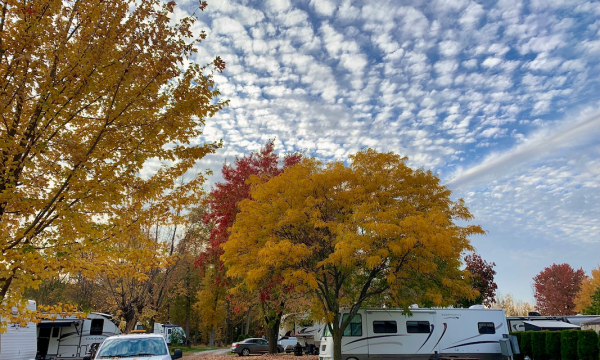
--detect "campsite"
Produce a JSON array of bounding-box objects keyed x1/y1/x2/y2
[{"x1": 1, "y1": 1, "x2": 600, "y2": 360}]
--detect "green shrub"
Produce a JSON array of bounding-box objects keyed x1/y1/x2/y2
[
  {"x1": 532, "y1": 331, "x2": 547, "y2": 360},
  {"x1": 561, "y1": 330, "x2": 579, "y2": 360},
  {"x1": 521, "y1": 331, "x2": 533, "y2": 358},
  {"x1": 510, "y1": 332, "x2": 524, "y2": 360},
  {"x1": 545, "y1": 331, "x2": 561, "y2": 360},
  {"x1": 577, "y1": 330, "x2": 599, "y2": 360},
  {"x1": 170, "y1": 328, "x2": 186, "y2": 345}
]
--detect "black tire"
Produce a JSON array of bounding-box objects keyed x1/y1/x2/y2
[{"x1": 242, "y1": 348, "x2": 250, "y2": 356}]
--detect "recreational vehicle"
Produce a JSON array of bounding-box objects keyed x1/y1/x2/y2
[
  {"x1": 36, "y1": 312, "x2": 120, "y2": 359},
  {"x1": 153, "y1": 323, "x2": 186, "y2": 345},
  {"x1": 279, "y1": 314, "x2": 325, "y2": 353},
  {"x1": 0, "y1": 300, "x2": 37, "y2": 360},
  {"x1": 319, "y1": 307, "x2": 509, "y2": 360}
]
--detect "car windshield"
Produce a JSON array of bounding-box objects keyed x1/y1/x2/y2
[{"x1": 97, "y1": 337, "x2": 168, "y2": 358}]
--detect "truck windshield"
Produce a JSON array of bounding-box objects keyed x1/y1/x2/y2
[{"x1": 97, "y1": 338, "x2": 168, "y2": 358}]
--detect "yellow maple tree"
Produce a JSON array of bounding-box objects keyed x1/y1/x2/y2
[
  {"x1": 0, "y1": 0, "x2": 225, "y2": 324},
  {"x1": 196, "y1": 265, "x2": 227, "y2": 346},
  {"x1": 222, "y1": 149, "x2": 483, "y2": 360},
  {"x1": 575, "y1": 266, "x2": 600, "y2": 314}
]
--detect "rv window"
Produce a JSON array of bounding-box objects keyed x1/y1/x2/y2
[
  {"x1": 406, "y1": 321, "x2": 430, "y2": 334},
  {"x1": 478, "y1": 322, "x2": 495, "y2": 334},
  {"x1": 90, "y1": 319, "x2": 104, "y2": 336},
  {"x1": 342, "y1": 314, "x2": 362, "y2": 336},
  {"x1": 323, "y1": 325, "x2": 332, "y2": 337},
  {"x1": 52, "y1": 327, "x2": 60, "y2": 338},
  {"x1": 373, "y1": 321, "x2": 397, "y2": 334},
  {"x1": 168, "y1": 328, "x2": 172, "y2": 334}
]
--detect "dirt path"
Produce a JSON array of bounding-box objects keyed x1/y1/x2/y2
[
  {"x1": 185, "y1": 352, "x2": 319, "y2": 360},
  {"x1": 184, "y1": 348, "x2": 231, "y2": 358}
]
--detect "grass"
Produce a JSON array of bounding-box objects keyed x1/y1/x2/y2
[{"x1": 168, "y1": 345, "x2": 221, "y2": 353}]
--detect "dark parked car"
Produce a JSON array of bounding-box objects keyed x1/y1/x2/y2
[{"x1": 231, "y1": 338, "x2": 283, "y2": 356}]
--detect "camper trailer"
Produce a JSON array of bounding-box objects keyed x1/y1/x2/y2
[
  {"x1": 153, "y1": 323, "x2": 186, "y2": 345},
  {"x1": 0, "y1": 300, "x2": 37, "y2": 360},
  {"x1": 279, "y1": 314, "x2": 324, "y2": 354},
  {"x1": 36, "y1": 312, "x2": 120, "y2": 359},
  {"x1": 319, "y1": 307, "x2": 509, "y2": 360}
]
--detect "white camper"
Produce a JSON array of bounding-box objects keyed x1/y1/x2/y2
[
  {"x1": 153, "y1": 323, "x2": 186, "y2": 345},
  {"x1": 319, "y1": 307, "x2": 509, "y2": 360},
  {"x1": 279, "y1": 314, "x2": 325, "y2": 353},
  {"x1": 0, "y1": 300, "x2": 37, "y2": 360},
  {"x1": 37, "y1": 312, "x2": 120, "y2": 359}
]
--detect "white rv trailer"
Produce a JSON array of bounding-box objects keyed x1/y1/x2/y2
[
  {"x1": 0, "y1": 300, "x2": 37, "y2": 360},
  {"x1": 319, "y1": 307, "x2": 509, "y2": 360},
  {"x1": 151, "y1": 323, "x2": 186, "y2": 345},
  {"x1": 279, "y1": 314, "x2": 325, "y2": 350},
  {"x1": 37, "y1": 312, "x2": 120, "y2": 359},
  {"x1": 506, "y1": 315, "x2": 600, "y2": 332}
]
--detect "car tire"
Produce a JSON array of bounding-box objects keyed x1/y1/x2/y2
[{"x1": 242, "y1": 348, "x2": 250, "y2": 356}]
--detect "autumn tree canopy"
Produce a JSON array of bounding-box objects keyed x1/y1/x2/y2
[
  {"x1": 533, "y1": 263, "x2": 585, "y2": 315},
  {"x1": 575, "y1": 266, "x2": 600, "y2": 315},
  {"x1": 457, "y1": 253, "x2": 498, "y2": 308},
  {"x1": 196, "y1": 141, "x2": 301, "y2": 348},
  {"x1": 492, "y1": 293, "x2": 536, "y2": 317},
  {"x1": 222, "y1": 149, "x2": 483, "y2": 360},
  {"x1": 0, "y1": 0, "x2": 225, "y2": 321}
]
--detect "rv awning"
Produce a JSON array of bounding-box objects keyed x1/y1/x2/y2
[
  {"x1": 582, "y1": 318, "x2": 600, "y2": 325},
  {"x1": 38, "y1": 320, "x2": 81, "y2": 328},
  {"x1": 523, "y1": 321, "x2": 580, "y2": 331}
]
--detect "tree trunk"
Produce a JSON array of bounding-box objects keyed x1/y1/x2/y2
[
  {"x1": 333, "y1": 328, "x2": 343, "y2": 360},
  {"x1": 209, "y1": 327, "x2": 215, "y2": 347},
  {"x1": 267, "y1": 316, "x2": 281, "y2": 354},
  {"x1": 225, "y1": 300, "x2": 231, "y2": 346},
  {"x1": 245, "y1": 306, "x2": 251, "y2": 335},
  {"x1": 185, "y1": 290, "x2": 191, "y2": 346}
]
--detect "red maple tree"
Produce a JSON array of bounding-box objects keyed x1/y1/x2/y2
[
  {"x1": 458, "y1": 253, "x2": 498, "y2": 307},
  {"x1": 533, "y1": 263, "x2": 585, "y2": 315},
  {"x1": 194, "y1": 141, "x2": 301, "y2": 347},
  {"x1": 195, "y1": 141, "x2": 301, "y2": 280}
]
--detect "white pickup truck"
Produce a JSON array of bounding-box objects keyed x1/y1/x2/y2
[{"x1": 277, "y1": 336, "x2": 299, "y2": 353}]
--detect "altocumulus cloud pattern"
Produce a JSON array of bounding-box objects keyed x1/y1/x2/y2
[{"x1": 171, "y1": 0, "x2": 600, "y2": 300}]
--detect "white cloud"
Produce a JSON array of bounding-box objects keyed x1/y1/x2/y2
[
  {"x1": 482, "y1": 57, "x2": 502, "y2": 68},
  {"x1": 310, "y1": 0, "x2": 336, "y2": 16},
  {"x1": 459, "y1": 2, "x2": 485, "y2": 28},
  {"x1": 439, "y1": 40, "x2": 462, "y2": 57},
  {"x1": 267, "y1": 0, "x2": 291, "y2": 12}
]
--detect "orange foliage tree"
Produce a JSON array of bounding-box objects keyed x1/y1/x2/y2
[
  {"x1": 223, "y1": 149, "x2": 483, "y2": 360},
  {"x1": 0, "y1": 0, "x2": 225, "y2": 322},
  {"x1": 575, "y1": 266, "x2": 600, "y2": 314}
]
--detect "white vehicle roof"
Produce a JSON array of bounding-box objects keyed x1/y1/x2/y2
[{"x1": 105, "y1": 333, "x2": 166, "y2": 341}]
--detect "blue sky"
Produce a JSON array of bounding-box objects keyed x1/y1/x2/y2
[{"x1": 174, "y1": 0, "x2": 600, "y2": 302}]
